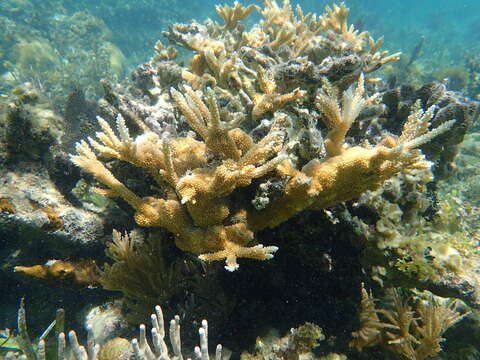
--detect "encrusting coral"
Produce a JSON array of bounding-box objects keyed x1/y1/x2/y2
[{"x1": 71, "y1": 1, "x2": 457, "y2": 271}]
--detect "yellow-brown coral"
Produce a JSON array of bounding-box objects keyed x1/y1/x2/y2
[
  {"x1": 72, "y1": 74, "x2": 453, "y2": 271},
  {"x1": 14, "y1": 259, "x2": 99, "y2": 285},
  {"x1": 216, "y1": 2, "x2": 255, "y2": 30},
  {"x1": 247, "y1": 68, "x2": 306, "y2": 120},
  {"x1": 71, "y1": 2, "x2": 453, "y2": 270}
]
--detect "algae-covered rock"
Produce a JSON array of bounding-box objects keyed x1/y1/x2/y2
[
  {"x1": 13, "y1": 39, "x2": 60, "y2": 72},
  {"x1": 2, "y1": 84, "x2": 63, "y2": 162},
  {"x1": 102, "y1": 41, "x2": 126, "y2": 79}
]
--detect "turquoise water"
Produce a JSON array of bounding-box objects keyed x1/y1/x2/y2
[
  {"x1": 0, "y1": 1, "x2": 479, "y2": 359},
  {"x1": 1, "y1": 0, "x2": 479, "y2": 101}
]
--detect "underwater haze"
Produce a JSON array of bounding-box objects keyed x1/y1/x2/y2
[{"x1": 0, "y1": 0, "x2": 479, "y2": 359}]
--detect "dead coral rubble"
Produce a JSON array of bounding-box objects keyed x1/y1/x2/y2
[{"x1": 71, "y1": 1, "x2": 458, "y2": 271}]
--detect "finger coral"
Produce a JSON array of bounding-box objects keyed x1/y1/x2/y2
[{"x1": 71, "y1": 1, "x2": 457, "y2": 270}]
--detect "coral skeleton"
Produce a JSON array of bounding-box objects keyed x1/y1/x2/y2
[{"x1": 71, "y1": 1, "x2": 456, "y2": 270}]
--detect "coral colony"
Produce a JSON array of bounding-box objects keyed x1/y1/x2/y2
[
  {"x1": 71, "y1": 2, "x2": 451, "y2": 271},
  {"x1": 3, "y1": 1, "x2": 478, "y2": 359}
]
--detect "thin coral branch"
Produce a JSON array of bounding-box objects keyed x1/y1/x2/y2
[
  {"x1": 215, "y1": 1, "x2": 255, "y2": 30},
  {"x1": 316, "y1": 74, "x2": 379, "y2": 156}
]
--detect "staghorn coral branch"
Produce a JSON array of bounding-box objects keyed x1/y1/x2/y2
[
  {"x1": 316, "y1": 74, "x2": 379, "y2": 157},
  {"x1": 88, "y1": 115, "x2": 136, "y2": 160},
  {"x1": 250, "y1": 69, "x2": 306, "y2": 120},
  {"x1": 171, "y1": 86, "x2": 241, "y2": 160},
  {"x1": 71, "y1": 140, "x2": 144, "y2": 209},
  {"x1": 199, "y1": 242, "x2": 279, "y2": 272},
  {"x1": 269, "y1": 28, "x2": 295, "y2": 50},
  {"x1": 399, "y1": 101, "x2": 435, "y2": 143},
  {"x1": 203, "y1": 48, "x2": 242, "y2": 88},
  {"x1": 206, "y1": 87, "x2": 221, "y2": 131},
  {"x1": 215, "y1": 1, "x2": 255, "y2": 30},
  {"x1": 257, "y1": 0, "x2": 292, "y2": 27},
  {"x1": 184, "y1": 85, "x2": 212, "y2": 126},
  {"x1": 247, "y1": 111, "x2": 454, "y2": 232},
  {"x1": 171, "y1": 86, "x2": 209, "y2": 139},
  {"x1": 160, "y1": 138, "x2": 179, "y2": 186},
  {"x1": 403, "y1": 119, "x2": 455, "y2": 150},
  {"x1": 319, "y1": 3, "x2": 350, "y2": 34}
]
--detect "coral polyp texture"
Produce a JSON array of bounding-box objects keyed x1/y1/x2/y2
[{"x1": 71, "y1": 1, "x2": 457, "y2": 271}]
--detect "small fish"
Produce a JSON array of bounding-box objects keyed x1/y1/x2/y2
[{"x1": 406, "y1": 35, "x2": 425, "y2": 68}]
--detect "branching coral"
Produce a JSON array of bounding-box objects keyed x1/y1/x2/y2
[
  {"x1": 216, "y1": 2, "x2": 255, "y2": 31},
  {"x1": 315, "y1": 74, "x2": 380, "y2": 157},
  {"x1": 71, "y1": 1, "x2": 457, "y2": 270},
  {"x1": 246, "y1": 68, "x2": 307, "y2": 120},
  {"x1": 165, "y1": 0, "x2": 400, "y2": 94},
  {"x1": 72, "y1": 94, "x2": 283, "y2": 271}
]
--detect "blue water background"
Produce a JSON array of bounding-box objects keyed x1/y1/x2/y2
[{"x1": 74, "y1": 0, "x2": 480, "y2": 71}]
